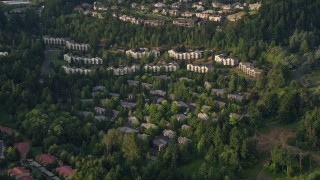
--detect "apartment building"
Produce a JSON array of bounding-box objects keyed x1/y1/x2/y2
[
  {"x1": 187, "y1": 64, "x2": 214, "y2": 73},
  {"x1": 172, "y1": 19, "x2": 196, "y2": 27},
  {"x1": 126, "y1": 48, "x2": 160, "y2": 59},
  {"x1": 143, "y1": 62, "x2": 179, "y2": 73},
  {"x1": 64, "y1": 54, "x2": 103, "y2": 65},
  {"x1": 62, "y1": 66, "x2": 92, "y2": 75},
  {"x1": 168, "y1": 49, "x2": 203, "y2": 60},
  {"x1": 144, "y1": 20, "x2": 165, "y2": 27},
  {"x1": 108, "y1": 65, "x2": 140, "y2": 76},
  {"x1": 238, "y1": 62, "x2": 263, "y2": 78},
  {"x1": 214, "y1": 54, "x2": 238, "y2": 66}
]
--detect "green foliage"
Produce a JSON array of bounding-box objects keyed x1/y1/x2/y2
[
  {"x1": 4, "y1": 147, "x2": 19, "y2": 161},
  {"x1": 122, "y1": 134, "x2": 140, "y2": 161},
  {"x1": 296, "y1": 108, "x2": 320, "y2": 149}
]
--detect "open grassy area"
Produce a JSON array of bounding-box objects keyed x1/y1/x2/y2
[
  {"x1": 46, "y1": 48, "x2": 66, "y2": 66},
  {"x1": 176, "y1": 159, "x2": 204, "y2": 177}
]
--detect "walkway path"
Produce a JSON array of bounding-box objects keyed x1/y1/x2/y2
[{"x1": 41, "y1": 47, "x2": 52, "y2": 74}]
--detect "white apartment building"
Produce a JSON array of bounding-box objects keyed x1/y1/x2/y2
[
  {"x1": 62, "y1": 66, "x2": 92, "y2": 75},
  {"x1": 63, "y1": 54, "x2": 103, "y2": 65},
  {"x1": 108, "y1": 65, "x2": 140, "y2": 76},
  {"x1": 238, "y1": 62, "x2": 263, "y2": 78},
  {"x1": 66, "y1": 41, "x2": 90, "y2": 51},
  {"x1": 187, "y1": 64, "x2": 214, "y2": 73},
  {"x1": 214, "y1": 54, "x2": 238, "y2": 66},
  {"x1": 43, "y1": 36, "x2": 67, "y2": 46},
  {"x1": 249, "y1": 2, "x2": 261, "y2": 10},
  {"x1": 168, "y1": 49, "x2": 203, "y2": 60},
  {"x1": 209, "y1": 15, "x2": 222, "y2": 22},
  {"x1": 126, "y1": 48, "x2": 160, "y2": 59},
  {"x1": 119, "y1": 15, "x2": 143, "y2": 25},
  {"x1": 0, "y1": 52, "x2": 9, "y2": 56},
  {"x1": 196, "y1": 12, "x2": 210, "y2": 19},
  {"x1": 143, "y1": 62, "x2": 179, "y2": 73}
]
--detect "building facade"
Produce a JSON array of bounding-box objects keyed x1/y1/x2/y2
[
  {"x1": 214, "y1": 54, "x2": 239, "y2": 66},
  {"x1": 108, "y1": 65, "x2": 140, "y2": 76},
  {"x1": 126, "y1": 48, "x2": 160, "y2": 59},
  {"x1": 64, "y1": 54, "x2": 103, "y2": 65},
  {"x1": 187, "y1": 64, "x2": 214, "y2": 73},
  {"x1": 62, "y1": 66, "x2": 92, "y2": 75},
  {"x1": 143, "y1": 63, "x2": 179, "y2": 73},
  {"x1": 238, "y1": 62, "x2": 263, "y2": 78},
  {"x1": 168, "y1": 49, "x2": 203, "y2": 60},
  {"x1": 43, "y1": 36, "x2": 67, "y2": 46}
]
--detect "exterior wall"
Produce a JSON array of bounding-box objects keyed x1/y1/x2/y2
[
  {"x1": 109, "y1": 65, "x2": 141, "y2": 76},
  {"x1": 168, "y1": 50, "x2": 203, "y2": 60},
  {"x1": 62, "y1": 66, "x2": 92, "y2": 75},
  {"x1": 126, "y1": 49, "x2": 160, "y2": 59},
  {"x1": 64, "y1": 54, "x2": 102, "y2": 64},
  {"x1": 238, "y1": 62, "x2": 262, "y2": 78},
  {"x1": 187, "y1": 64, "x2": 213, "y2": 73}
]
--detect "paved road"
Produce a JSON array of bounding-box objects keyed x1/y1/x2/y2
[{"x1": 41, "y1": 47, "x2": 52, "y2": 74}]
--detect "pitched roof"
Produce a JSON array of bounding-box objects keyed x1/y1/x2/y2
[
  {"x1": 18, "y1": 176, "x2": 35, "y2": 180},
  {"x1": 36, "y1": 154, "x2": 55, "y2": 165},
  {"x1": 0, "y1": 125, "x2": 17, "y2": 136},
  {"x1": 8, "y1": 166, "x2": 28, "y2": 176},
  {"x1": 56, "y1": 166, "x2": 73, "y2": 178},
  {"x1": 14, "y1": 142, "x2": 30, "y2": 155}
]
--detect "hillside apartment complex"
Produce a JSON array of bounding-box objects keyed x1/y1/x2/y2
[
  {"x1": 238, "y1": 62, "x2": 263, "y2": 78},
  {"x1": 43, "y1": 36, "x2": 90, "y2": 51},
  {"x1": 168, "y1": 49, "x2": 203, "y2": 60},
  {"x1": 64, "y1": 54, "x2": 103, "y2": 65},
  {"x1": 126, "y1": 48, "x2": 161, "y2": 59},
  {"x1": 214, "y1": 54, "x2": 239, "y2": 66}
]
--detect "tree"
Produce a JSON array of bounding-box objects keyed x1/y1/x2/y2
[
  {"x1": 4, "y1": 147, "x2": 19, "y2": 161},
  {"x1": 298, "y1": 108, "x2": 320, "y2": 148},
  {"x1": 122, "y1": 134, "x2": 140, "y2": 161},
  {"x1": 300, "y1": 40, "x2": 310, "y2": 53},
  {"x1": 102, "y1": 129, "x2": 123, "y2": 153}
]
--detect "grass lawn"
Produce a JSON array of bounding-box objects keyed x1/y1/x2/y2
[
  {"x1": 46, "y1": 48, "x2": 66, "y2": 66},
  {"x1": 176, "y1": 159, "x2": 204, "y2": 177},
  {"x1": 269, "y1": 121, "x2": 299, "y2": 131}
]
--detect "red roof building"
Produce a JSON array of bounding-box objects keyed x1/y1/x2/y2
[
  {"x1": 56, "y1": 166, "x2": 74, "y2": 178},
  {"x1": 18, "y1": 176, "x2": 35, "y2": 180},
  {"x1": 14, "y1": 142, "x2": 30, "y2": 159},
  {"x1": 7, "y1": 167, "x2": 31, "y2": 179},
  {"x1": 0, "y1": 125, "x2": 18, "y2": 136},
  {"x1": 36, "y1": 154, "x2": 55, "y2": 166}
]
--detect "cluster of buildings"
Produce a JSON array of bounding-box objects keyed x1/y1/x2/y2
[
  {"x1": 126, "y1": 48, "x2": 161, "y2": 59},
  {"x1": 64, "y1": 54, "x2": 103, "y2": 65},
  {"x1": 107, "y1": 64, "x2": 141, "y2": 76},
  {"x1": 214, "y1": 54, "x2": 239, "y2": 66},
  {"x1": 1, "y1": 125, "x2": 73, "y2": 180},
  {"x1": 118, "y1": 15, "x2": 144, "y2": 25},
  {"x1": 144, "y1": 62, "x2": 180, "y2": 73},
  {"x1": 0, "y1": 52, "x2": 9, "y2": 56},
  {"x1": 7, "y1": 166, "x2": 35, "y2": 180},
  {"x1": 107, "y1": 62, "x2": 215, "y2": 75},
  {"x1": 43, "y1": 36, "x2": 90, "y2": 52},
  {"x1": 211, "y1": 1, "x2": 261, "y2": 11},
  {"x1": 62, "y1": 66, "x2": 92, "y2": 75},
  {"x1": 187, "y1": 64, "x2": 214, "y2": 73},
  {"x1": 168, "y1": 49, "x2": 203, "y2": 60},
  {"x1": 172, "y1": 19, "x2": 197, "y2": 27},
  {"x1": 238, "y1": 62, "x2": 263, "y2": 78}
]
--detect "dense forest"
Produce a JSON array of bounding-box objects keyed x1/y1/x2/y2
[{"x1": 0, "y1": 0, "x2": 320, "y2": 179}]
